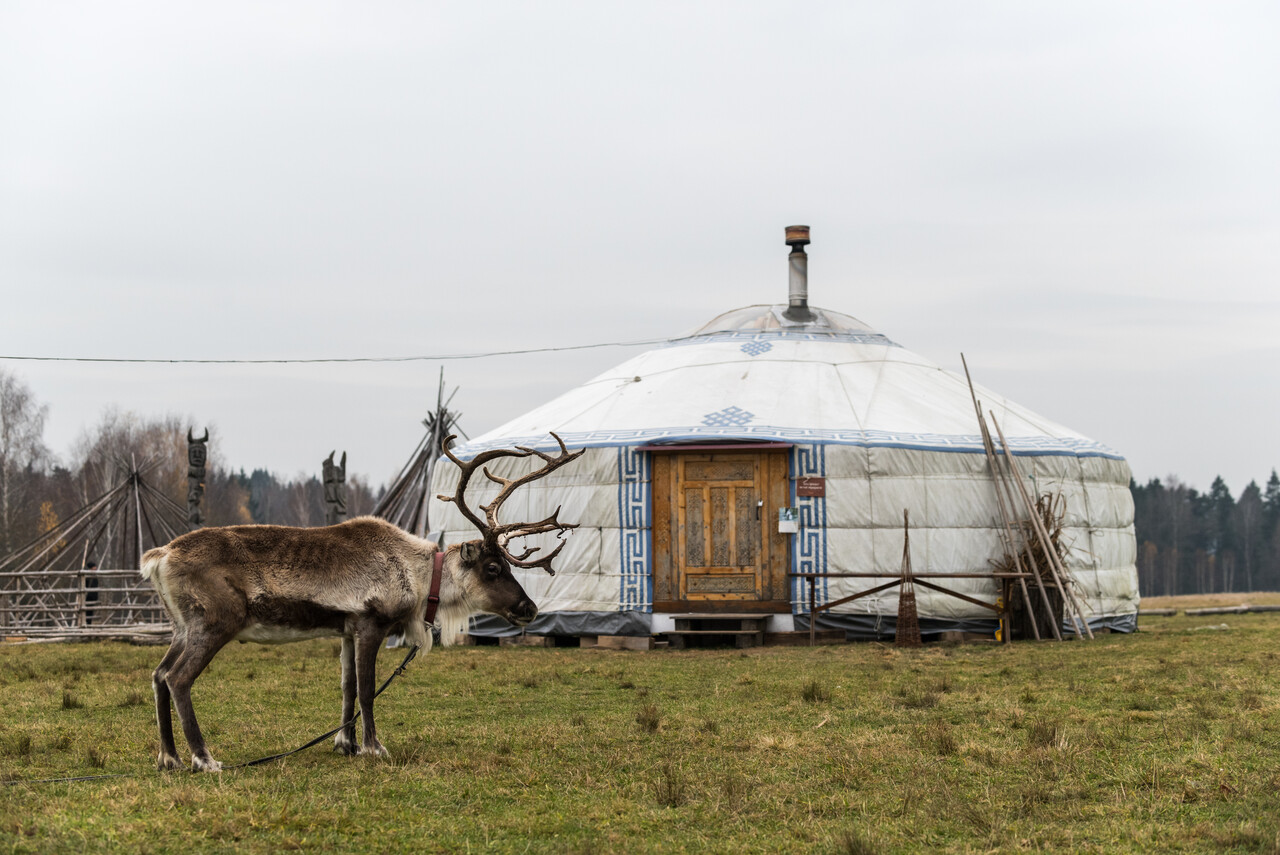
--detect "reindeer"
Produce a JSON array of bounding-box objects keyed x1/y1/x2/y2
[{"x1": 141, "y1": 433, "x2": 583, "y2": 772}]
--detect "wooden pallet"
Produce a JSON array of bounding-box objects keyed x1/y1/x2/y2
[
  {"x1": 581, "y1": 635, "x2": 656, "y2": 651},
  {"x1": 662, "y1": 613, "x2": 768, "y2": 649},
  {"x1": 763, "y1": 630, "x2": 846, "y2": 646}
]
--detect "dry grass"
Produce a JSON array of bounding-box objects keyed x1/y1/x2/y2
[
  {"x1": 635, "y1": 703, "x2": 661, "y2": 734},
  {"x1": 1140, "y1": 591, "x2": 1280, "y2": 610},
  {"x1": 2, "y1": 611, "x2": 1280, "y2": 853}
]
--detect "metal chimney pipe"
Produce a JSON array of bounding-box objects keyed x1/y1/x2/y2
[{"x1": 784, "y1": 224, "x2": 812, "y2": 322}]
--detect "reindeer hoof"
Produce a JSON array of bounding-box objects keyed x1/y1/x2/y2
[
  {"x1": 358, "y1": 741, "x2": 388, "y2": 758},
  {"x1": 333, "y1": 733, "x2": 358, "y2": 756},
  {"x1": 157, "y1": 752, "x2": 185, "y2": 772},
  {"x1": 190, "y1": 755, "x2": 223, "y2": 773}
]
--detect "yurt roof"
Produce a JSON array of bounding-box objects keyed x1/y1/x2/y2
[{"x1": 453, "y1": 302, "x2": 1122, "y2": 462}]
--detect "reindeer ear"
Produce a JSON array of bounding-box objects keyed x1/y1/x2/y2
[{"x1": 459, "y1": 541, "x2": 482, "y2": 564}]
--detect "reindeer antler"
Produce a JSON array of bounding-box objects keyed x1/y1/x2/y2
[{"x1": 437, "y1": 432, "x2": 585, "y2": 575}]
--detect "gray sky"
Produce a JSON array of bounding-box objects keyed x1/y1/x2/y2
[{"x1": 2, "y1": 1, "x2": 1277, "y2": 494}]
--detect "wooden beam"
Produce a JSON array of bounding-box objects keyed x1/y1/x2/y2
[{"x1": 913, "y1": 579, "x2": 1001, "y2": 612}]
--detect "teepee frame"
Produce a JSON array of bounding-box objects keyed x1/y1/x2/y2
[
  {"x1": 0, "y1": 455, "x2": 186, "y2": 639},
  {"x1": 374, "y1": 369, "x2": 465, "y2": 538}
]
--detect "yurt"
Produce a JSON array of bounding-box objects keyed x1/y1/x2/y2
[{"x1": 430, "y1": 228, "x2": 1138, "y2": 641}]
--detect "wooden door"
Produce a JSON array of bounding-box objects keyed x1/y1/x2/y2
[{"x1": 652, "y1": 450, "x2": 790, "y2": 613}]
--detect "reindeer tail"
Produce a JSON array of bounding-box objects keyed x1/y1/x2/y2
[{"x1": 140, "y1": 547, "x2": 169, "y2": 581}]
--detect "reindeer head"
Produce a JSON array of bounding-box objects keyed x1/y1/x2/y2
[{"x1": 436, "y1": 433, "x2": 585, "y2": 623}]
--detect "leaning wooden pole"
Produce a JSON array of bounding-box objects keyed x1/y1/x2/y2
[
  {"x1": 962, "y1": 377, "x2": 1062, "y2": 641},
  {"x1": 961, "y1": 356, "x2": 1043, "y2": 641},
  {"x1": 133, "y1": 454, "x2": 145, "y2": 571},
  {"x1": 989, "y1": 413, "x2": 1088, "y2": 639},
  {"x1": 895, "y1": 510, "x2": 922, "y2": 648},
  {"x1": 988, "y1": 428, "x2": 1062, "y2": 640},
  {"x1": 989, "y1": 414, "x2": 1094, "y2": 640},
  {"x1": 0, "y1": 484, "x2": 126, "y2": 576},
  {"x1": 419, "y1": 370, "x2": 457, "y2": 538},
  {"x1": 981, "y1": 416, "x2": 1050, "y2": 641}
]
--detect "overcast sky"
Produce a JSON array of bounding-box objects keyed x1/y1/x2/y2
[{"x1": 2, "y1": 1, "x2": 1277, "y2": 495}]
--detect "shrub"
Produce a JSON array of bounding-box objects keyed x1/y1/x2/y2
[
  {"x1": 802, "y1": 679, "x2": 831, "y2": 704},
  {"x1": 836, "y1": 829, "x2": 881, "y2": 855},
  {"x1": 1027, "y1": 717, "x2": 1062, "y2": 750},
  {"x1": 4, "y1": 734, "x2": 32, "y2": 757},
  {"x1": 636, "y1": 704, "x2": 661, "y2": 734},
  {"x1": 655, "y1": 762, "x2": 686, "y2": 808},
  {"x1": 85, "y1": 746, "x2": 107, "y2": 769}
]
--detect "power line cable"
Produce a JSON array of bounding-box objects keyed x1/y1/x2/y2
[{"x1": 0, "y1": 336, "x2": 680, "y2": 366}]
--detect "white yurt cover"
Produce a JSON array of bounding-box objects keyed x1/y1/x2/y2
[{"x1": 429, "y1": 305, "x2": 1138, "y2": 638}]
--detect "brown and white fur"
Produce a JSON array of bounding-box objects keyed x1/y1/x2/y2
[{"x1": 141, "y1": 515, "x2": 537, "y2": 772}]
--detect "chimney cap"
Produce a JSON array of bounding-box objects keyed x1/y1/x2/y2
[{"x1": 785, "y1": 225, "x2": 810, "y2": 248}]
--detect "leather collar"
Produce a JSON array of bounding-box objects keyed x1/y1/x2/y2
[{"x1": 426, "y1": 550, "x2": 444, "y2": 625}]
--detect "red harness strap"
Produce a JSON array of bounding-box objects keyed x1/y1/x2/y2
[{"x1": 425, "y1": 550, "x2": 444, "y2": 625}]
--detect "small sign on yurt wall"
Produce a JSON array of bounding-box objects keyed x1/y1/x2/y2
[
  {"x1": 778, "y1": 507, "x2": 799, "y2": 533},
  {"x1": 796, "y1": 477, "x2": 825, "y2": 497}
]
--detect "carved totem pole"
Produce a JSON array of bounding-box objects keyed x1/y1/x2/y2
[
  {"x1": 322, "y1": 451, "x2": 347, "y2": 526},
  {"x1": 187, "y1": 428, "x2": 209, "y2": 527}
]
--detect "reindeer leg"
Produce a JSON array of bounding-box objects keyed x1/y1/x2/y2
[
  {"x1": 333, "y1": 635, "x2": 358, "y2": 755},
  {"x1": 354, "y1": 622, "x2": 388, "y2": 757},
  {"x1": 153, "y1": 635, "x2": 187, "y2": 771},
  {"x1": 167, "y1": 631, "x2": 232, "y2": 772}
]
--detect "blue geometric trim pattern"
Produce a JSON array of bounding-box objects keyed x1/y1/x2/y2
[
  {"x1": 791, "y1": 444, "x2": 828, "y2": 613},
  {"x1": 663, "y1": 331, "x2": 902, "y2": 348},
  {"x1": 616, "y1": 445, "x2": 651, "y2": 612},
  {"x1": 701, "y1": 406, "x2": 756, "y2": 427},
  {"x1": 448, "y1": 427, "x2": 1125, "y2": 462},
  {"x1": 740, "y1": 340, "x2": 773, "y2": 357}
]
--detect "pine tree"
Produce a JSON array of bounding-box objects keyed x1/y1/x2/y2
[
  {"x1": 1206, "y1": 476, "x2": 1235, "y2": 591},
  {"x1": 1265, "y1": 470, "x2": 1280, "y2": 592},
  {"x1": 1234, "y1": 481, "x2": 1263, "y2": 593}
]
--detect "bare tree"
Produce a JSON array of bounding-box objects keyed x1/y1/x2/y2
[
  {"x1": 73, "y1": 410, "x2": 250, "y2": 529},
  {"x1": 345, "y1": 473, "x2": 378, "y2": 518},
  {"x1": 285, "y1": 475, "x2": 326, "y2": 526},
  {"x1": 0, "y1": 370, "x2": 51, "y2": 554},
  {"x1": 73, "y1": 409, "x2": 187, "y2": 507}
]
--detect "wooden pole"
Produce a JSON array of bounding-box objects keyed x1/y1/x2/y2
[
  {"x1": 2, "y1": 485, "x2": 126, "y2": 577},
  {"x1": 808, "y1": 575, "x2": 815, "y2": 646},
  {"x1": 133, "y1": 454, "x2": 144, "y2": 571},
  {"x1": 809, "y1": 578, "x2": 904, "y2": 612},
  {"x1": 77, "y1": 566, "x2": 87, "y2": 628},
  {"x1": 417, "y1": 368, "x2": 447, "y2": 538},
  {"x1": 961, "y1": 355, "x2": 1046, "y2": 641},
  {"x1": 895, "y1": 510, "x2": 922, "y2": 647},
  {"x1": 988, "y1": 413, "x2": 1083, "y2": 638},
  {"x1": 989, "y1": 414, "x2": 1095, "y2": 640},
  {"x1": 984, "y1": 416, "x2": 1058, "y2": 640}
]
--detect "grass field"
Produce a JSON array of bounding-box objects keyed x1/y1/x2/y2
[
  {"x1": 1139, "y1": 592, "x2": 1280, "y2": 610},
  {"x1": 2, "y1": 612, "x2": 1279, "y2": 854}
]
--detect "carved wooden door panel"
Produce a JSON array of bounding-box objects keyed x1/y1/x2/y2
[
  {"x1": 678, "y1": 455, "x2": 761, "y2": 600},
  {"x1": 652, "y1": 450, "x2": 790, "y2": 612}
]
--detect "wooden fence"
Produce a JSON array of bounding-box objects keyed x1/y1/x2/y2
[{"x1": 0, "y1": 568, "x2": 171, "y2": 642}]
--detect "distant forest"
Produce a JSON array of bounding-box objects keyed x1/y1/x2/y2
[
  {"x1": 0, "y1": 370, "x2": 380, "y2": 559},
  {"x1": 1131, "y1": 473, "x2": 1280, "y2": 597},
  {"x1": 2, "y1": 369, "x2": 1278, "y2": 593}
]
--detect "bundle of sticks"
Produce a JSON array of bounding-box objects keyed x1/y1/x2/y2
[{"x1": 963, "y1": 356, "x2": 1094, "y2": 642}]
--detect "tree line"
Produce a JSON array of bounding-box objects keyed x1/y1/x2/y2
[
  {"x1": 5, "y1": 368, "x2": 1280, "y2": 594},
  {"x1": 1131, "y1": 472, "x2": 1280, "y2": 597},
  {"x1": 0, "y1": 369, "x2": 379, "y2": 559}
]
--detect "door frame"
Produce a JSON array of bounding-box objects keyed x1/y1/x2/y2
[{"x1": 646, "y1": 443, "x2": 792, "y2": 614}]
